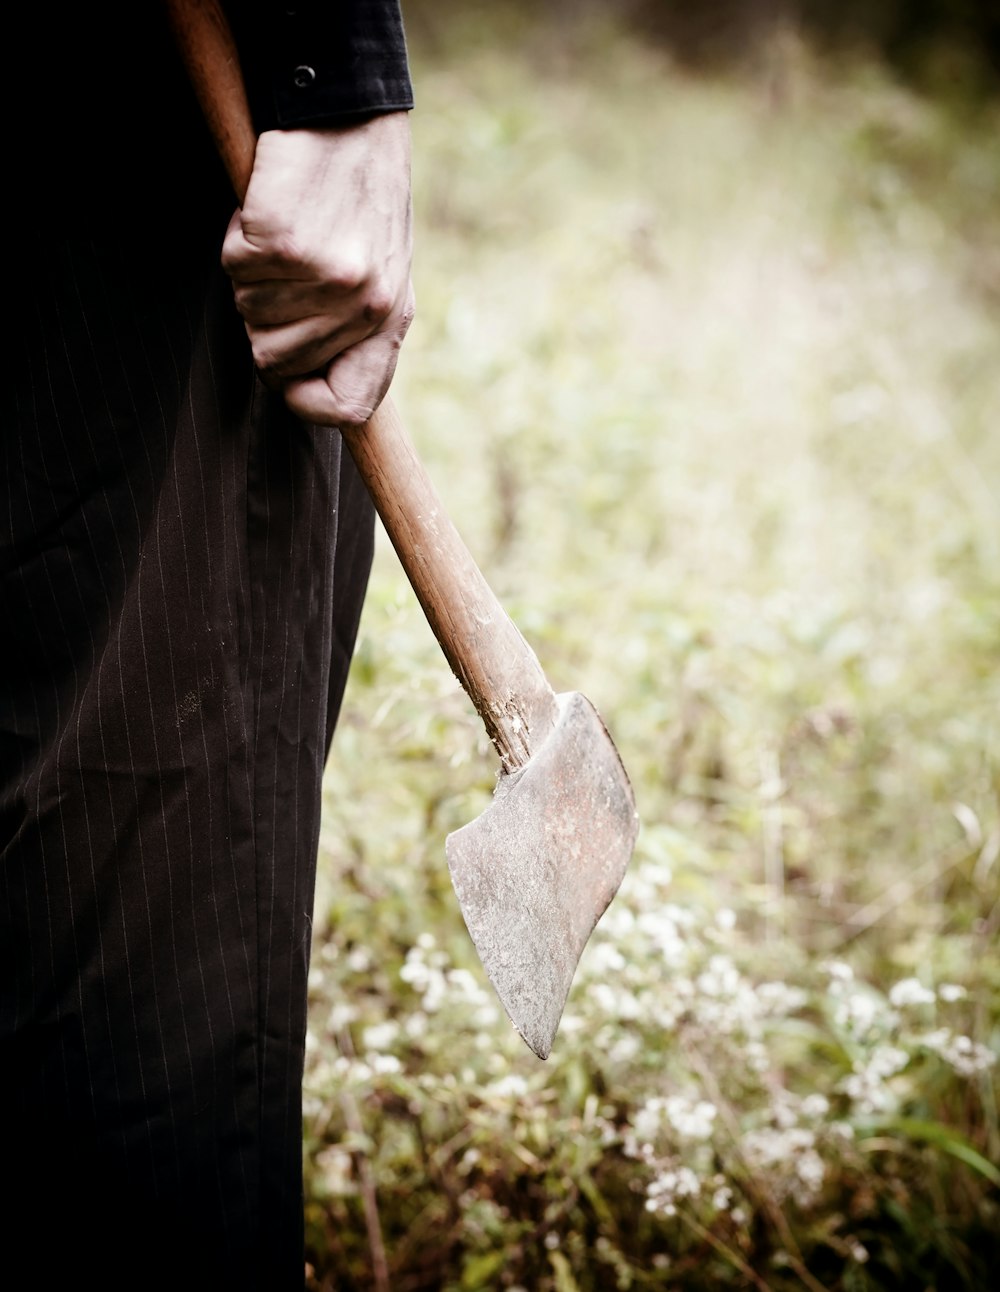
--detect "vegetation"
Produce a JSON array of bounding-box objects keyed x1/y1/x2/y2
[{"x1": 305, "y1": 11, "x2": 999, "y2": 1289}]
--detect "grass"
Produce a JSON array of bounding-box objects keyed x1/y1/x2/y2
[{"x1": 306, "y1": 12, "x2": 999, "y2": 1289}]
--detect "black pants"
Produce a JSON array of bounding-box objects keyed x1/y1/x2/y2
[{"x1": 0, "y1": 159, "x2": 374, "y2": 1287}]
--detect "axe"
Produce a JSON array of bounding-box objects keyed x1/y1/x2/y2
[{"x1": 168, "y1": 0, "x2": 639, "y2": 1059}]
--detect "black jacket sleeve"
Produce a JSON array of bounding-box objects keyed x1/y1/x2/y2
[{"x1": 232, "y1": 1, "x2": 414, "y2": 131}]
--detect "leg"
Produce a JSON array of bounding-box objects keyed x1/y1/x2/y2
[{"x1": 1, "y1": 222, "x2": 373, "y2": 1288}]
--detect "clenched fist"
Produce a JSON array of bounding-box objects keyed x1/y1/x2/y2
[{"x1": 222, "y1": 112, "x2": 413, "y2": 429}]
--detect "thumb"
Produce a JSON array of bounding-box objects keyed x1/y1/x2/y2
[{"x1": 282, "y1": 329, "x2": 405, "y2": 431}]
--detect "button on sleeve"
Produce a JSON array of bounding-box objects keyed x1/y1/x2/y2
[{"x1": 231, "y1": 0, "x2": 414, "y2": 132}]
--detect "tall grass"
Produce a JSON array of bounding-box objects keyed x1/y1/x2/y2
[{"x1": 306, "y1": 13, "x2": 999, "y2": 1289}]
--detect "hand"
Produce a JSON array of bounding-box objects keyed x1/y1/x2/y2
[{"x1": 221, "y1": 112, "x2": 414, "y2": 429}]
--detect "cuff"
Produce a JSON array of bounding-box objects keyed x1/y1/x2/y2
[{"x1": 233, "y1": 0, "x2": 414, "y2": 131}]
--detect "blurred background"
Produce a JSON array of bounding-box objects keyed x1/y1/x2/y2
[{"x1": 305, "y1": 3, "x2": 1000, "y2": 1288}]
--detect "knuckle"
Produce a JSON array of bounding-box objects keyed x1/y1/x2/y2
[
  {"x1": 233, "y1": 286, "x2": 254, "y2": 318},
  {"x1": 381, "y1": 301, "x2": 415, "y2": 352},
  {"x1": 271, "y1": 229, "x2": 306, "y2": 268},
  {"x1": 251, "y1": 338, "x2": 280, "y2": 374},
  {"x1": 360, "y1": 279, "x2": 396, "y2": 326},
  {"x1": 317, "y1": 249, "x2": 367, "y2": 292},
  {"x1": 245, "y1": 222, "x2": 304, "y2": 271},
  {"x1": 220, "y1": 226, "x2": 244, "y2": 272}
]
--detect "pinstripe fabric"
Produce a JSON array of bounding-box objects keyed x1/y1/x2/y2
[{"x1": 1, "y1": 206, "x2": 374, "y2": 1285}]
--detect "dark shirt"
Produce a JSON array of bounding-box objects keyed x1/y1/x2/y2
[
  {"x1": 234, "y1": 0, "x2": 414, "y2": 129},
  {"x1": 13, "y1": 2, "x2": 412, "y2": 235}
]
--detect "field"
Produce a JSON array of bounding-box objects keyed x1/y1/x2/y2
[{"x1": 305, "y1": 11, "x2": 1000, "y2": 1289}]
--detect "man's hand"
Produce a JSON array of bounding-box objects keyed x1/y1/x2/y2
[{"x1": 221, "y1": 112, "x2": 413, "y2": 429}]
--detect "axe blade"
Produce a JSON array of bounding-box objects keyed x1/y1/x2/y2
[{"x1": 446, "y1": 692, "x2": 639, "y2": 1059}]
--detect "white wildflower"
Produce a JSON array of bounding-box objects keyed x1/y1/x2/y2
[
  {"x1": 326, "y1": 1002, "x2": 357, "y2": 1031},
  {"x1": 869, "y1": 1045, "x2": 909, "y2": 1079},
  {"x1": 664, "y1": 1096, "x2": 717, "y2": 1141},
  {"x1": 585, "y1": 941, "x2": 626, "y2": 975},
  {"x1": 795, "y1": 1149, "x2": 826, "y2": 1193},
  {"x1": 801, "y1": 1094, "x2": 830, "y2": 1119},
  {"x1": 400, "y1": 948, "x2": 451, "y2": 1012},
  {"x1": 716, "y1": 908, "x2": 737, "y2": 931},
  {"x1": 823, "y1": 961, "x2": 854, "y2": 984},
  {"x1": 488, "y1": 1074, "x2": 528, "y2": 1100},
  {"x1": 841, "y1": 1046, "x2": 907, "y2": 1114},
  {"x1": 315, "y1": 1145, "x2": 354, "y2": 1196},
  {"x1": 608, "y1": 1033, "x2": 641, "y2": 1064},
  {"x1": 362, "y1": 1021, "x2": 399, "y2": 1052},
  {"x1": 675, "y1": 1167, "x2": 700, "y2": 1196},
  {"x1": 448, "y1": 968, "x2": 487, "y2": 1001},
  {"x1": 343, "y1": 1060, "x2": 372, "y2": 1084},
  {"x1": 757, "y1": 981, "x2": 809, "y2": 1014},
  {"x1": 421, "y1": 971, "x2": 448, "y2": 1012},
  {"x1": 772, "y1": 1092, "x2": 800, "y2": 1130},
  {"x1": 697, "y1": 955, "x2": 741, "y2": 998},
  {"x1": 636, "y1": 908, "x2": 688, "y2": 964},
  {"x1": 589, "y1": 981, "x2": 641, "y2": 1020},
  {"x1": 921, "y1": 1028, "x2": 996, "y2": 1077},
  {"x1": 938, "y1": 983, "x2": 967, "y2": 1003},
  {"x1": 404, "y1": 1011, "x2": 428, "y2": 1040},
  {"x1": 622, "y1": 1130, "x2": 655, "y2": 1162},
  {"x1": 651, "y1": 1001, "x2": 686, "y2": 1032},
  {"x1": 399, "y1": 948, "x2": 429, "y2": 985},
  {"x1": 834, "y1": 987, "x2": 886, "y2": 1038},
  {"x1": 889, "y1": 978, "x2": 935, "y2": 1008},
  {"x1": 370, "y1": 1054, "x2": 401, "y2": 1075},
  {"x1": 632, "y1": 1098, "x2": 665, "y2": 1145},
  {"x1": 646, "y1": 1165, "x2": 701, "y2": 1216},
  {"x1": 743, "y1": 1126, "x2": 816, "y2": 1168},
  {"x1": 712, "y1": 1186, "x2": 733, "y2": 1211},
  {"x1": 472, "y1": 1003, "x2": 500, "y2": 1029},
  {"x1": 346, "y1": 946, "x2": 372, "y2": 973},
  {"x1": 739, "y1": 1125, "x2": 826, "y2": 1200},
  {"x1": 601, "y1": 902, "x2": 636, "y2": 939}
]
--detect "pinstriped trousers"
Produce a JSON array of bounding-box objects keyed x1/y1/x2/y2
[{"x1": 1, "y1": 214, "x2": 374, "y2": 1285}]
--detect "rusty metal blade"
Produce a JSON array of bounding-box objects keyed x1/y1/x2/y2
[{"x1": 445, "y1": 692, "x2": 639, "y2": 1059}]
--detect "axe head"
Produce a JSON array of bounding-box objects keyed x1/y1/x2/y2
[{"x1": 446, "y1": 692, "x2": 639, "y2": 1059}]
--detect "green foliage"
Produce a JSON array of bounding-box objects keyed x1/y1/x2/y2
[{"x1": 305, "y1": 13, "x2": 999, "y2": 1290}]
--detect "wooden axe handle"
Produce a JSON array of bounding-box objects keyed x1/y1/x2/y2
[{"x1": 166, "y1": 0, "x2": 559, "y2": 771}]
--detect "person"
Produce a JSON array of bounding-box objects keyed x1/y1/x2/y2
[{"x1": 1, "y1": 3, "x2": 413, "y2": 1287}]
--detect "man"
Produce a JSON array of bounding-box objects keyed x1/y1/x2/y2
[{"x1": 1, "y1": 3, "x2": 413, "y2": 1286}]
